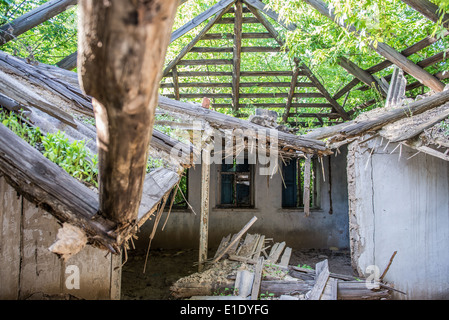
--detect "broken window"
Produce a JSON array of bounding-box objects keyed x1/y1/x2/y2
[
  {"x1": 281, "y1": 157, "x2": 320, "y2": 209},
  {"x1": 219, "y1": 157, "x2": 253, "y2": 208}
]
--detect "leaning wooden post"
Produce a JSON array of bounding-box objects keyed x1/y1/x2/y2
[
  {"x1": 199, "y1": 146, "x2": 212, "y2": 271},
  {"x1": 77, "y1": 0, "x2": 178, "y2": 227}
]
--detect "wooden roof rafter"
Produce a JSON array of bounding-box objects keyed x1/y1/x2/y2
[{"x1": 161, "y1": 0, "x2": 350, "y2": 125}]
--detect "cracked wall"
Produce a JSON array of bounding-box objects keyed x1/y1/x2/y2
[{"x1": 347, "y1": 135, "x2": 449, "y2": 299}]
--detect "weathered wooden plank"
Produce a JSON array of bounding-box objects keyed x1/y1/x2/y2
[
  {"x1": 338, "y1": 56, "x2": 388, "y2": 98},
  {"x1": 211, "y1": 216, "x2": 258, "y2": 263},
  {"x1": 232, "y1": 0, "x2": 243, "y2": 111},
  {"x1": 172, "y1": 66, "x2": 181, "y2": 101},
  {"x1": 78, "y1": 0, "x2": 178, "y2": 226},
  {"x1": 217, "y1": 16, "x2": 259, "y2": 24},
  {"x1": 199, "y1": 148, "x2": 211, "y2": 272},
  {"x1": 137, "y1": 168, "x2": 181, "y2": 226},
  {"x1": 402, "y1": 0, "x2": 449, "y2": 28},
  {"x1": 304, "y1": 0, "x2": 445, "y2": 92},
  {"x1": 56, "y1": 52, "x2": 78, "y2": 71},
  {"x1": 243, "y1": 0, "x2": 297, "y2": 31},
  {"x1": 252, "y1": 235, "x2": 265, "y2": 260},
  {"x1": 279, "y1": 247, "x2": 292, "y2": 268},
  {"x1": 267, "y1": 241, "x2": 286, "y2": 264},
  {"x1": 283, "y1": 65, "x2": 301, "y2": 122},
  {"x1": 308, "y1": 259, "x2": 330, "y2": 300},
  {"x1": 333, "y1": 34, "x2": 445, "y2": 101},
  {"x1": 0, "y1": 123, "x2": 119, "y2": 252},
  {"x1": 212, "y1": 103, "x2": 333, "y2": 109},
  {"x1": 177, "y1": 59, "x2": 233, "y2": 66},
  {"x1": 303, "y1": 155, "x2": 312, "y2": 217},
  {"x1": 214, "y1": 234, "x2": 231, "y2": 260},
  {"x1": 157, "y1": 95, "x2": 331, "y2": 154},
  {"x1": 0, "y1": 0, "x2": 77, "y2": 46},
  {"x1": 251, "y1": 257, "x2": 264, "y2": 300},
  {"x1": 238, "y1": 234, "x2": 259, "y2": 257},
  {"x1": 200, "y1": 32, "x2": 273, "y2": 40}
]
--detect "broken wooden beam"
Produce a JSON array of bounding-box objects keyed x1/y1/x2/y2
[
  {"x1": 157, "y1": 95, "x2": 332, "y2": 155},
  {"x1": 56, "y1": 52, "x2": 78, "y2": 71},
  {"x1": 78, "y1": 0, "x2": 178, "y2": 226},
  {"x1": 211, "y1": 216, "x2": 258, "y2": 264},
  {"x1": 308, "y1": 259, "x2": 330, "y2": 300}
]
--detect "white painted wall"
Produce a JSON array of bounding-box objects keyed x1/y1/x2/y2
[
  {"x1": 348, "y1": 136, "x2": 449, "y2": 299},
  {"x1": 138, "y1": 148, "x2": 350, "y2": 251}
]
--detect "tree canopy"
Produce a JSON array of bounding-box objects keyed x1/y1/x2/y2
[{"x1": 1, "y1": 0, "x2": 448, "y2": 129}]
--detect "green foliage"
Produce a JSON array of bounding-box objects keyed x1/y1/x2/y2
[
  {"x1": 439, "y1": 117, "x2": 449, "y2": 136},
  {"x1": 0, "y1": 0, "x2": 78, "y2": 65},
  {"x1": 2, "y1": 0, "x2": 449, "y2": 133},
  {"x1": 0, "y1": 109, "x2": 42, "y2": 146},
  {"x1": 42, "y1": 131, "x2": 98, "y2": 187},
  {"x1": 297, "y1": 263, "x2": 313, "y2": 270}
]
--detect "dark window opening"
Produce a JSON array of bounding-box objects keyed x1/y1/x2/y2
[
  {"x1": 281, "y1": 157, "x2": 320, "y2": 209},
  {"x1": 219, "y1": 157, "x2": 253, "y2": 208}
]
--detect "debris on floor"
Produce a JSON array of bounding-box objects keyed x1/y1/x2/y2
[{"x1": 170, "y1": 233, "x2": 394, "y2": 300}]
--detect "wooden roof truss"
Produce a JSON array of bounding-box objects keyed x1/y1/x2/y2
[{"x1": 161, "y1": 0, "x2": 350, "y2": 126}]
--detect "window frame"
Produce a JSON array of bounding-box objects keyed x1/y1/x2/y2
[
  {"x1": 217, "y1": 157, "x2": 255, "y2": 209},
  {"x1": 281, "y1": 157, "x2": 321, "y2": 209}
]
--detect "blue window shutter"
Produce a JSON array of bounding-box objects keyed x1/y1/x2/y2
[
  {"x1": 282, "y1": 160, "x2": 297, "y2": 207},
  {"x1": 221, "y1": 173, "x2": 234, "y2": 205}
]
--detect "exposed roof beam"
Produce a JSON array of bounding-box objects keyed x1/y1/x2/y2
[
  {"x1": 333, "y1": 33, "x2": 447, "y2": 100},
  {"x1": 78, "y1": 0, "x2": 178, "y2": 226},
  {"x1": 401, "y1": 0, "x2": 449, "y2": 28},
  {"x1": 247, "y1": 3, "x2": 351, "y2": 121},
  {"x1": 0, "y1": 0, "x2": 77, "y2": 46},
  {"x1": 232, "y1": 1, "x2": 243, "y2": 111},
  {"x1": 303, "y1": 0, "x2": 445, "y2": 93},
  {"x1": 163, "y1": 2, "x2": 235, "y2": 77},
  {"x1": 170, "y1": 0, "x2": 236, "y2": 43},
  {"x1": 337, "y1": 56, "x2": 388, "y2": 98},
  {"x1": 283, "y1": 64, "x2": 301, "y2": 122},
  {"x1": 242, "y1": 0, "x2": 297, "y2": 31},
  {"x1": 56, "y1": 51, "x2": 77, "y2": 70}
]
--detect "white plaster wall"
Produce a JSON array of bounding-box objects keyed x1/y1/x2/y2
[
  {"x1": 348, "y1": 137, "x2": 449, "y2": 299},
  {"x1": 139, "y1": 147, "x2": 350, "y2": 251}
]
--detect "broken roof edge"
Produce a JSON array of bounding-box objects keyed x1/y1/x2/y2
[
  {"x1": 157, "y1": 94, "x2": 333, "y2": 157},
  {"x1": 303, "y1": 89, "x2": 449, "y2": 161}
]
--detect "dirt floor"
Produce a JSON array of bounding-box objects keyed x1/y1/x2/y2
[{"x1": 120, "y1": 246, "x2": 355, "y2": 300}]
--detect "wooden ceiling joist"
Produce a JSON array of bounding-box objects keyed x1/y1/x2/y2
[{"x1": 161, "y1": 0, "x2": 351, "y2": 124}]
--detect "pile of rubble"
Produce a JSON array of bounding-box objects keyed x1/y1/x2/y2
[{"x1": 170, "y1": 218, "x2": 395, "y2": 300}]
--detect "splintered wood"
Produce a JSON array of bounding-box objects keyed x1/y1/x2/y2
[{"x1": 216, "y1": 232, "x2": 292, "y2": 268}]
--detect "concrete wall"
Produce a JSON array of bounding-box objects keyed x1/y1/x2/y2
[
  {"x1": 347, "y1": 136, "x2": 449, "y2": 299},
  {"x1": 0, "y1": 176, "x2": 121, "y2": 300},
  {"x1": 137, "y1": 146, "x2": 350, "y2": 252}
]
